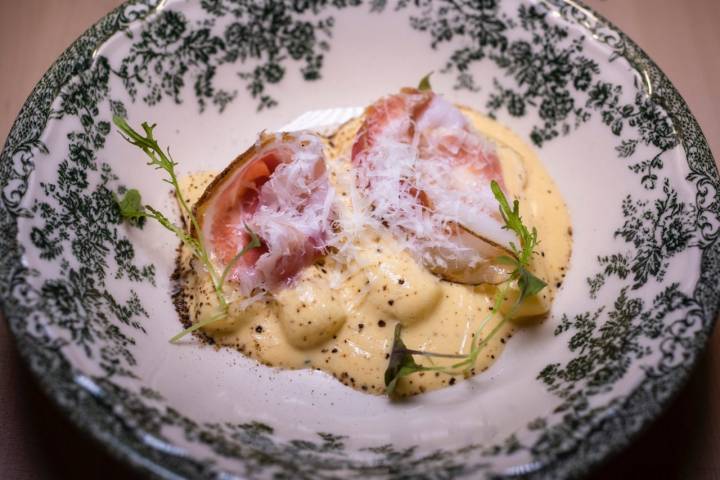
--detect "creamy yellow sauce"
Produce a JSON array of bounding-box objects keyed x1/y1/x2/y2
[{"x1": 173, "y1": 110, "x2": 572, "y2": 396}]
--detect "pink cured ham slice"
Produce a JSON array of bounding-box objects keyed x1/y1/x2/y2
[
  {"x1": 195, "y1": 132, "x2": 334, "y2": 295},
  {"x1": 351, "y1": 88, "x2": 515, "y2": 284}
]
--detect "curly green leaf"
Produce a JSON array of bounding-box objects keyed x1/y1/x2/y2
[
  {"x1": 116, "y1": 189, "x2": 146, "y2": 220},
  {"x1": 113, "y1": 116, "x2": 262, "y2": 342}
]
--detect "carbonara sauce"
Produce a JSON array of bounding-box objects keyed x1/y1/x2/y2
[{"x1": 174, "y1": 110, "x2": 572, "y2": 396}]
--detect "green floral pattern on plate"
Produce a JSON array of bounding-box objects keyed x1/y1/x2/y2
[{"x1": 1, "y1": 0, "x2": 718, "y2": 479}]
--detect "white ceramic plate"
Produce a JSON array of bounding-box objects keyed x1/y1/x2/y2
[{"x1": 2, "y1": 0, "x2": 718, "y2": 478}]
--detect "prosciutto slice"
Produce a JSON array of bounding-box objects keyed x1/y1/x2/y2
[
  {"x1": 195, "y1": 132, "x2": 334, "y2": 294},
  {"x1": 351, "y1": 88, "x2": 514, "y2": 284}
]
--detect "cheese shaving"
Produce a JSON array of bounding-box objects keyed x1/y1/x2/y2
[{"x1": 350, "y1": 93, "x2": 515, "y2": 275}]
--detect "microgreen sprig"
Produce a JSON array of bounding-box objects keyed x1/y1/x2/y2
[
  {"x1": 113, "y1": 116, "x2": 260, "y2": 342},
  {"x1": 418, "y1": 71, "x2": 434, "y2": 91},
  {"x1": 384, "y1": 180, "x2": 547, "y2": 396},
  {"x1": 384, "y1": 324, "x2": 429, "y2": 394},
  {"x1": 490, "y1": 181, "x2": 546, "y2": 303}
]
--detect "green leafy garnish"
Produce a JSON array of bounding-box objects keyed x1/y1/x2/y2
[
  {"x1": 385, "y1": 324, "x2": 429, "y2": 395},
  {"x1": 385, "y1": 323, "x2": 465, "y2": 395},
  {"x1": 113, "y1": 116, "x2": 260, "y2": 342},
  {"x1": 490, "y1": 180, "x2": 547, "y2": 303},
  {"x1": 116, "y1": 189, "x2": 145, "y2": 221},
  {"x1": 418, "y1": 72, "x2": 434, "y2": 91},
  {"x1": 383, "y1": 181, "x2": 547, "y2": 395}
]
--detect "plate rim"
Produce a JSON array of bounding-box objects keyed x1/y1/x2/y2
[{"x1": 1, "y1": 0, "x2": 718, "y2": 478}]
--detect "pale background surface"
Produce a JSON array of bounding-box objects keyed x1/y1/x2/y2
[{"x1": 1, "y1": 0, "x2": 718, "y2": 478}]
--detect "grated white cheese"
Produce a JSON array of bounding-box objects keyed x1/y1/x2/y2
[
  {"x1": 350, "y1": 92, "x2": 515, "y2": 276},
  {"x1": 199, "y1": 92, "x2": 517, "y2": 311},
  {"x1": 202, "y1": 132, "x2": 336, "y2": 296}
]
